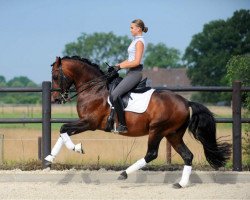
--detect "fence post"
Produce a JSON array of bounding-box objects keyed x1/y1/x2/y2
[
  {"x1": 42, "y1": 81, "x2": 51, "y2": 168},
  {"x1": 0, "y1": 134, "x2": 4, "y2": 165},
  {"x1": 232, "y1": 81, "x2": 242, "y2": 171},
  {"x1": 38, "y1": 136, "x2": 42, "y2": 160},
  {"x1": 166, "y1": 140, "x2": 171, "y2": 164}
]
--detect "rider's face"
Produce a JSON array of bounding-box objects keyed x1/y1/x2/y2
[{"x1": 130, "y1": 23, "x2": 141, "y2": 36}]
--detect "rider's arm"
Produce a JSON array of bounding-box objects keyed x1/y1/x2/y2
[{"x1": 117, "y1": 41, "x2": 144, "y2": 69}]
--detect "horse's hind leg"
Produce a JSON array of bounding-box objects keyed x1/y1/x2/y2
[
  {"x1": 167, "y1": 131, "x2": 193, "y2": 188},
  {"x1": 118, "y1": 132, "x2": 163, "y2": 180}
]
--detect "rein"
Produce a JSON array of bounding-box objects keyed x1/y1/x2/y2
[{"x1": 56, "y1": 64, "x2": 116, "y2": 103}]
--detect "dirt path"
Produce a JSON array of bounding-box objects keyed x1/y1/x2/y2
[
  {"x1": 0, "y1": 170, "x2": 249, "y2": 199},
  {"x1": 0, "y1": 182, "x2": 249, "y2": 199}
]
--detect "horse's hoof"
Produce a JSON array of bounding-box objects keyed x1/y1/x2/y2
[
  {"x1": 172, "y1": 183, "x2": 182, "y2": 189},
  {"x1": 74, "y1": 143, "x2": 85, "y2": 154},
  {"x1": 44, "y1": 155, "x2": 55, "y2": 163},
  {"x1": 44, "y1": 160, "x2": 52, "y2": 168},
  {"x1": 118, "y1": 171, "x2": 128, "y2": 180}
]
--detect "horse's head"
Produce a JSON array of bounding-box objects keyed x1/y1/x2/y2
[
  {"x1": 51, "y1": 57, "x2": 74, "y2": 104},
  {"x1": 51, "y1": 56, "x2": 108, "y2": 103}
]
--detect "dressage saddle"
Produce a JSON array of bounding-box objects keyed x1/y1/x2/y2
[{"x1": 105, "y1": 70, "x2": 151, "y2": 132}]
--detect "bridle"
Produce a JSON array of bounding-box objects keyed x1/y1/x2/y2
[
  {"x1": 58, "y1": 65, "x2": 73, "y2": 102},
  {"x1": 52, "y1": 64, "x2": 74, "y2": 104},
  {"x1": 52, "y1": 63, "x2": 117, "y2": 104}
]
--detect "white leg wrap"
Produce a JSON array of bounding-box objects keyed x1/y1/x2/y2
[
  {"x1": 45, "y1": 154, "x2": 55, "y2": 163},
  {"x1": 51, "y1": 136, "x2": 64, "y2": 157},
  {"x1": 179, "y1": 165, "x2": 192, "y2": 187},
  {"x1": 125, "y1": 158, "x2": 147, "y2": 174},
  {"x1": 74, "y1": 143, "x2": 84, "y2": 154},
  {"x1": 60, "y1": 133, "x2": 75, "y2": 150}
]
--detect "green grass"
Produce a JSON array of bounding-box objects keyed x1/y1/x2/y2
[
  {"x1": 0, "y1": 123, "x2": 67, "y2": 130},
  {"x1": 0, "y1": 111, "x2": 79, "y2": 130}
]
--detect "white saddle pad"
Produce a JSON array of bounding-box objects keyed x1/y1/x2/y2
[{"x1": 108, "y1": 89, "x2": 155, "y2": 113}]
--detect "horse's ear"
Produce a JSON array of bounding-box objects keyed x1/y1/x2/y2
[{"x1": 56, "y1": 56, "x2": 61, "y2": 65}]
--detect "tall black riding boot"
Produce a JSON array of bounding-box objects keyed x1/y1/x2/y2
[{"x1": 113, "y1": 97, "x2": 128, "y2": 133}]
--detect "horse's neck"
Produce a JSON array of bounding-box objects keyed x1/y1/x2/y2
[
  {"x1": 73, "y1": 65, "x2": 102, "y2": 90},
  {"x1": 69, "y1": 61, "x2": 109, "y2": 101},
  {"x1": 76, "y1": 84, "x2": 109, "y2": 115},
  {"x1": 74, "y1": 74, "x2": 109, "y2": 102}
]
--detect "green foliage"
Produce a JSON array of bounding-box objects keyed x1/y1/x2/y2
[
  {"x1": 0, "y1": 76, "x2": 6, "y2": 87},
  {"x1": 144, "y1": 43, "x2": 181, "y2": 68},
  {"x1": 226, "y1": 55, "x2": 250, "y2": 162},
  {"x1": 0, "y1": 76, "x2": 41, "y2": 104},
  {"x1": 63, "y1": 32, "x2": 182, "y2": 69},
  {"x1": 63, "y1": 32, "x2": 130, "y2": 68},
  {"x1": 226, "y1": 55, "x2": 250, "y2": 87},
  {"x1": 243, "y1": 131, "x2": 250, "y2": 168},
  {"x1": 183, "y1": 9, "x2": 250, "y2": 103},
  {"x1": 226, "y1": 55, "x2": 250, "y2": 109}
]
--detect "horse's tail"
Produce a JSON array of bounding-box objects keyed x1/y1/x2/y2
[{"x1": 188, "y1": 101, "x2": 231, "y2": 169}]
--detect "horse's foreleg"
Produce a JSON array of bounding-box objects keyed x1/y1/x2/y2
[
  {"x1": 45, "y1": 119, "x2": 90, "y2": 163},
  {"x1": 118, "y1": 133, "x2": 163, "y2": 180},
  {"x1": 44, "y1": 136, "x2": 64, "y2": 163}
]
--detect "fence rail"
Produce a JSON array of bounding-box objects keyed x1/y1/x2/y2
[
  {"x1": 0, "y1": 81, "x2": 250, "y2": 170},
  {"x1": 0, "y1": 117, "x2": 250, "y2": 124}
]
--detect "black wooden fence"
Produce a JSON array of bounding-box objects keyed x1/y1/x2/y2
[{"x1": 0, "y1": 81, "x2": 250, "y2": 170}]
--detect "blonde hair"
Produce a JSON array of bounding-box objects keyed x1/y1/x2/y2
[{"x1": 132, "y1": 19, "x2": 148, "y2": 33}]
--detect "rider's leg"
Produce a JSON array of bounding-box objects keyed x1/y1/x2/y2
[
  {"x1": 113, "y1": 96, "x2": 127, "y2": 133},
  {"x1": 111, "y1": 71, "x2": 142, "y2": 133}
]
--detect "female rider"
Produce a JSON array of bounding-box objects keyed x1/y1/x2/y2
[{"x1": 111, "y1": 19, "x2": 148, "y2": 133}]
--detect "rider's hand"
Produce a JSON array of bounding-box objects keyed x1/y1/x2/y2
[
  {"x1": 107, "y1": 66, "x2": 119, "y2": 80},
  {"x1": 108, "y1": 65, "x2": 120, "y2": 72},
  {"x1": 108, "y1": 66, "x2": 115, "y2": 73},
  {"x1": 114, "y1": 65, "x2": 121, "y2": 71}
]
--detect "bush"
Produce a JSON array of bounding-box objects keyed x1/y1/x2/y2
[{"x1": 226, "y1": 55, "x2": 250, "y2": 166}]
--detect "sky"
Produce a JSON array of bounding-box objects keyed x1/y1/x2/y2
[{"x1": 0, "y1": 0, "x2": 249, "y2": 84}]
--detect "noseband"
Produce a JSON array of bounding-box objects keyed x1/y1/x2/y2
[{"x1": 52, "y1": 64, "x2": 73, "y2": 103}]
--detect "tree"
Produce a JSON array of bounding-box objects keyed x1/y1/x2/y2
[
  {"x1": 226, "y1": 55, "x2": 250, "y2": 166},
  {"x1": 0, "y1": 75, "x2": 6, "y2": 87},
  {"x1": 63, "y1": 32, "x2": 130, "y2": 68},
  {"x1": 226, "y1": 55, "x2": 250, "y2": 88},
  {"x1": 183, "y1": 9, "x2": 250, "y2": 103},
  {"x1": 0, "y1": 76, "x2": 40, "y2": 104},
  {"x1": 144, "y1": 43, "x2": 181, "y2": 68},
  {"x1": 7, "y1": 76, "x2": 36, "y2": 87}
]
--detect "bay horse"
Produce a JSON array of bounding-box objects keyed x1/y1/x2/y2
[{"x1": 47, "y1": 56, "x2": 231, "y2": 188}]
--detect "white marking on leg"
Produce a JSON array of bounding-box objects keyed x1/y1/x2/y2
[
  {"x1": 51, "y1": 136, "x2": 64, "y2": 157},
  {"x1": 179, "y1": 165, "x2": 192, "y2": 187},
  {"x1": 125, "y1": 158, "x2": 147, "y2": 174},
  {"x1": 45, "y1": 136, "x2": 64, "y2": 163},
  {"x1": 60, "y1": 132, "x2": 75, "y2": 150}
]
